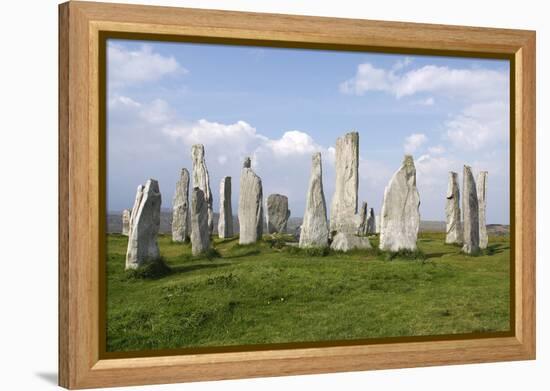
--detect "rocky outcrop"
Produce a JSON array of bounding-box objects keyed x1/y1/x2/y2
[
  {"x1": 238, "y1": 157, "x2": 263, "y2": 244},
  {"x1": 462, "y1": 165, "x2": 480, "y2": 254},
  {"x1": 125, "y1": 179, "x2": 162, "y2": 269},
  {"x1": 445, "y1": 171, "x2": 462, "y2": 244},
  {"x1": 266, "y1": 194, "x2": 290, "y2": 234},
  {"x1": 171, "y1": 168, "x2": 190, "y2": 242},
  {"x1": 299, "y1": 153, "x2": 329, "y2": 248},
  {"x1": 191, "y1": 144, "x2": 213, "y2": 234},
  {"x1": 477, "y1": 171, "x2": 488, "y2": 249},
  {"x1": 379, "y1": 155, "x2": 420, "y2": 252},
  {"x1": 191, "y1": 187, "x2": 211, "y2": 255},
  {"x1": 218, "y1": 176, "x2": 233, "y2": 239}
]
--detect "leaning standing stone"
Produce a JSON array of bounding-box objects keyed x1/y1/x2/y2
[
  {"x1": 125, "y1": 179, "x2": 162, "y2": 270},
  {"x1": 477, "y1": 171, "x2": 488, "y2": 249},
  {"x1": 299, "y1": 153, "x2": 329, "y2": 248},
  {"x1": 462, "y1": 165, "x2": 480, "y2": 254},
  {"x1": 445, "y1": 171, "x2": 463, "y2": 244},
  {"x1": 172, "y1": 168, "x2": 190, "y2": 242},
  {"x1": 218, "y1": 176, "x2": 233, "y2": 239},
  {"x1": 191, "y1": 144, "x2": 214, "y2": 234},
  {"x1": 330, "y1": 131, "x2": 359, "y2": 234},
  {"x1": 191, "y1": 187, "x2": 211, "y2": 255},
  {"x1": 379, "y1": 155, "x2": 420, "y2": 252},
  {"x1": 266, "y1": 194, "x2": 291, "y2": 234},
  {"x1": 357, "y1": 201, "x2": 368, "y2": 235},
  {"x1": 121, "y1": 208, "x2": 131, "y2": 236},
  {"x1": 238, "y1": 157, "x2": 263, "y2": 244}
]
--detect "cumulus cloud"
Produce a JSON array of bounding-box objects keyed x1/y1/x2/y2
[
  {"x1": 404, "y1": 133, "x2": 428, "y2": 154},
  {"x1": 108, "y1": 43, "x2": 186, "y2": 87}
]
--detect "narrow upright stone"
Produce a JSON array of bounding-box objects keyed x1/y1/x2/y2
[
  {"x1": 125, "y1": 179, "x2": 161, "y2": 270},
  {"x1": 218, "y1": 176, "x2": 233, "y2": 239},
  {"x1": 366, "y1": 208, "x2": 376, "y2": 234},
  {"x1": 238, "y1": 157, "x2": 263, "y2": 244},
  {"x1": 379, "y1": 155, "x2": 420, "y2": 252},
  {"x1": 191, "y1": 187, "x2": 211, "y2": 255},
  {"x1": 172, "y1": 168, "x2": 190, "y2": 242},
  {"x1": 462, "y1": 165, "x2": 480, "y2": 254},
  {"x1": 266, "y1": 194, "x2": 291, "y2": 234},
  {"x1": 445, "y1": 171, "x2": 463, "y2": 244},
  {"x1": 299, "y1": 153, "x2": 329, "y2": 248},
  {"x1": 477, "y1": 171, "x2": 488, "y2": 249},
  {"x1": 121, "y1": 208, "x2": 131, "y2": 236},
  {"x1": 330, "y1": 131, "x2": 359, "y2": 234},
  {"x1": 357, "y1": 201, "x2": 368, "y2": 236},
  {"x1": 191, "y1": 144, "x2": 213, "y2": 234}
]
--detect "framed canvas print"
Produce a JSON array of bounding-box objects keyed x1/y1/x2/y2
[{"x1": 58, "y1": 1, "x2": 536, "y2": 389}]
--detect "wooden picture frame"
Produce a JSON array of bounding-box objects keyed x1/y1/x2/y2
[{"x1": 59, "y1": 1, "x2": 536, "y2": 389}]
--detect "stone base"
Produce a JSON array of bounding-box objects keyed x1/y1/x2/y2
[{"x1": 330, "y1": 232, "x2": 372, "y2": 252}]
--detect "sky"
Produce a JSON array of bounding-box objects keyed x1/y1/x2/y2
[{"x1": 107, "y1": 39, "x2": 510, "y2": 224}]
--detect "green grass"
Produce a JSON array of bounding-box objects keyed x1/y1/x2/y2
[{"x1": 106, "y1": 232, "x2": 510, "y2": 352}]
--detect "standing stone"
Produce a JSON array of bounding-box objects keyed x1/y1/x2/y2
[
  {"x1": 191, "y1": 144, "x2": 213, "y2": 234},
  {"x1": 330, "y1": 132, "x2": 359, "y2": 234},
  {"x1": 357, "y1": 201, "x2": 368, "y2": 236},
  {"x1": 172, "y1": 168, "x2": 190, "y2": 242},
  {"x1": 445, "y1": 171, "x2": 463, "y2": 245},
  {"x1": 462, "y1": 165, "x2": 480, "y2": 254},
  {"x1": 125, "y1": 179, "x2": 161, "y2": 270},
  {"x1": 477, "y1": 171, "x2": 488, "y2": 249},
  {"x1": 379, "y1": 155, "x2": 420, "y2": 252},
  {"x1": 121, "y1": 209, "x2": 131, "y2": 236},
  {"x1": 191, "y1": 187, "x2": 211, "y2": 255},
  {"x1": 238, "y1": 157, "x2": 263, "y2": 244},
  {"x1": 266, "y1": 194, "x2": 291, "y2": 234},
  {"x1": 366, "y1": 208, "x2": 376, "y2": 234},
  {"x1": 375, "y1": 215, "x2": 381, "y2": 234},
  {"x1": 299, "y1": 153, "x2": 329, "y2": 248},
  {"x1": 218, "y1": 176, "x2": 233, "y2": 239}
]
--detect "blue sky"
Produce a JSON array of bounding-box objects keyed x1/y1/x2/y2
[{"x1": 107, "y1": 39, "x2": 510, "y2": 224}]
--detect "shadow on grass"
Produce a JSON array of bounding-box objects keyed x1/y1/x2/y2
[
  {"x1": 224, "y1": 250, "x2": 262, "y2": 259},
  {"x1": 171, "y1": 262, "x2": 231, "y2": 274},
  {"x1": 425, "y1": 252, "x2": 449, "y2": 259}
]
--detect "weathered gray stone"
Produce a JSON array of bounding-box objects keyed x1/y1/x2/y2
[
  {"x1": 379, "y1": 155, "x2": 420, "y2": 252},
  {"x1": 238, "y1": 157, "x2": 263, "y2": 244},
  {"x1": 191, "y1": 187, "x2": 211, "y2": 255},
  {"x1": 266, "y1": 194, "x2": 290, "y2": 234},
  {"x1": 375, "y1": 214, "x2": 380, "y2": 234},
  {"x1": 477, "y1": 171, "x2": 488, "y2": 249},
  {"x1": 330, "y1": 131, "x2": 359, "y2": 234},
  {"x1": 357, "y1": 201, "x2": 368, "y2": 236},
  {"x1": 299, "y1": 153, "x2": 329, "y2": 248},
  {"x1": 171, "y1": 168, "x2": 190, "y2": 242},
  {"x1": 445, "y1": 171, "x2": 463, "y2": 245},
  {"x1": 462, "y1": 165, "x2": 480, "y2": 254},
  {"x1": 121, "y1": 208, "x2": 131, "y2": 236},
  {"x1": 331, "y1": 232, "x2": 371, "y2": 251},
  {"x1": 125, "y1": 179, "x2": 161, "y2": 269},
  {"x1": 366, "y1": 208, "x2": 376, "y2": 234},
  {"x1": 191, "y1": 144, "x2": 213, "y2": 234},
  {"x1": 218, "y1": 176, "x2": 233, "y2": 239}
]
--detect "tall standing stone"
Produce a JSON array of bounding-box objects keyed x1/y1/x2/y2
[
  {"x1": 445, "y1": 171, "x2": 463, "y2": 244},
  {"x1": 121, "y1": 208, "x2": 131, "y2": 236},
  {"x1": 357, "y1": 201, "x2": 368, "y2": 236},
  {"x1": 238, "y1": 157, "x2": 263, "y2": 244},
  {"x1": 266, "y1": 194, "x2": 291, "y2": 234},
  {"x1": 172, "y1": 168, "x2": 190, "y2": 242},
  {"x1": 299, "y1": 153, "x2": 329, "y2": 248},
  {"x1": 191, "y1": 187, "x2": 211, "y2": 255},
  {"x1": 191, "y1": 144, "x2": 213, "y2": 234},
  {"x1": 125, "y1": 179, "x2": 161, "y2": 270},
  {"x1": 379, "y1": 155, "x2": 420, "y2": 252},
  {"x1": 366, "y1": 208, "x2": 376, "y2": 234},
  {"x1": 462, "y1": 165, "x2": 480, "y2": 254},
  {"x1": 375, "y1": 214, "x2": 381, "y2": 234},
  {"x1": 218, "y1": 176, "x2": 233, "y2": 239},
  {"x1": 330, "y1": 132, "x2": 359, "y2": 234},
  {"x1": 477, "y1": 171, "x2": 488, "y2": 249}
]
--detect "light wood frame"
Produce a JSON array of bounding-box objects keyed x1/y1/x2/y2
[{"x1": 59, "y1": 1, "x2": 536, "y2": 389}]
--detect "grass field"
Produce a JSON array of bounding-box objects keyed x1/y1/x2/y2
[{"x1": 106, "y1": 232, "x2": 510, "y2": 353}]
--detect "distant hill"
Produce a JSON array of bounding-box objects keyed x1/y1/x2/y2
[{"x1": 108, "y1": 210, "x2": 509, "y2": 236}]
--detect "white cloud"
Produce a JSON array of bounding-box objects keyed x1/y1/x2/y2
[
  {"x1": 108, "y1": 43, "x2": 186, "y2": 86},
  {"x1": 413, "y1": 97, "x2": 435, "y2": 106},
  {"x1": 139, "y1": 99, "x2": 173, "y2": 124},
  {"x1": 340, "y1": 62, "x2": 507, "y2": 101},
  {"x1": 266, "y1": 130, "x2": 322, "y2": 157},
  {"x1": 108, "y1": 94, "x2": 141, "y2": 109},
  {"x1": 404, "y1": 133, "x2": 428, "y2": 154},
  {"x1": 428, "y1": 145, "x2": 445, "y2": 155}
]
